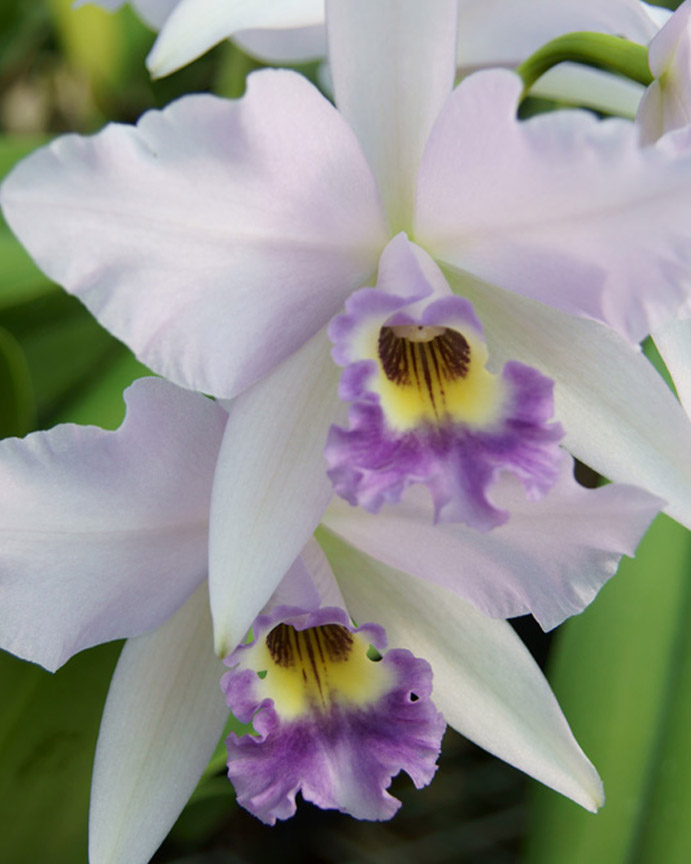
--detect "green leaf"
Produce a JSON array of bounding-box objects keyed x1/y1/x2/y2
[
  {"x1": 525, "y1": 514, "x2": 691, "y2": 864},
  {"x1": 0, "y1": 643, "x2": 121, "y2": 864},
  {"x1": 52, "y1": 347, "x2": 150, "y2": 429},
  {"x1": 0, "y1": 325, "x2": 35, "y2": 436},
  {"x1": 45, "y1": 0, "x2": 127, "y2": 89}
]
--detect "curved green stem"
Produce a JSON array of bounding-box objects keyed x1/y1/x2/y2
[{"x1": 516, "y1": 31, "x2": 652, "y2": 99}]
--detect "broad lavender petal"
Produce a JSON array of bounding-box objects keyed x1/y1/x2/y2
[
  {"x1": 1, "y1": 71, "x2": 386, "y2": 399},
  {"x1": 147, "y1": 0, "x2": 325, "y2": 77},
  {"x1": 327, "y1": 0, "x2": 458, "y2": 233},
  {"x1": 416, "y1": 68, "x2": 691, "y2": 342},
  {"x1": 322, "y1": 453, "x2": 662, "y2": 630},
  {"x1": 0, "y1": 378, "x2": 226, "y2": 671},
  {"x1": 90, "y1": 584, "x2": 228, "y2": 864},
  {"x1": 222, "y1": 605, "x2": 444, "y2": 824},
  {"x1": 327, "y1": 538, "x2": 604, "y2": 812}
]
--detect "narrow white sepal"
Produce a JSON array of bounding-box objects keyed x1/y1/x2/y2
[{"x1": 89, "y1": 584, "x2": 228, "y2": 864}]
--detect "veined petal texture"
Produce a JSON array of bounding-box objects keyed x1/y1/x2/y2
[
  {"x1": 416, "y1": 69, "x2": 691, "y2": 342},
  {"x1": 209, "y1": 329, "x2": 341, "y2": 657},
  {"x1": 0, "y1": 71, "x2": 387, "y2": 399},
  {"x1": 0, "y1": 378, "x2": 226, "y2": 671},
  {"x1": 89, "y1": 584, "x2": 228, "y2": 864}
]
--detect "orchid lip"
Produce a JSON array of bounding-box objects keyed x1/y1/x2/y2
[
  {"x1": 222, "y1": 605, "x2": 445, "y2": 824},
  {"x1": 326, "y1": 268, "x2": 564, "y2": 527}
]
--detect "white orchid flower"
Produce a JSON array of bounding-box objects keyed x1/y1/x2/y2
[
  {"x1": 1, "y1": 375, "x2": 652, "y2": 864},
  {"x1": 3, "y1": 1, "x2": 691, "y2": 656}
]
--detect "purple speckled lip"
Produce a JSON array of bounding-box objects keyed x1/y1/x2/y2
[
  {"x1": 221, "y1": 605, "x2": 445, "y2": 825},
  {"x1": 325, "y1": 249, "x2": 564, "y2": 529}
]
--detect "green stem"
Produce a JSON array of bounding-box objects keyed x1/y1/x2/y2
[{"x1": 516, "y1": 31, "x2": 652, "y2": 99}]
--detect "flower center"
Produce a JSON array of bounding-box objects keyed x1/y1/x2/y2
[
  {"x1": 255, "y1": 623, "x2": 392, "y2": 720},
  {"x1": 375, "y1": 324, "x2": 499, "y2": 430}
]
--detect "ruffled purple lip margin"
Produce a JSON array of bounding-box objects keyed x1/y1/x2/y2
[
  {"x1": 326, "y1": 287, "x2": 564, "y2": 529},
  {"x1": 221, "y1": 605, "x2": 446, "y2": 824}
]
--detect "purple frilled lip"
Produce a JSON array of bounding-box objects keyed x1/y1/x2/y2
[
  {"x1": 221, "y1": 605, "x2": 445, "y2": 824},
  {"x1": 326, "y1": 284, "x2": 564, "y2": 529}
]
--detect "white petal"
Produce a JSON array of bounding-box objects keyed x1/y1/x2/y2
[
  {"x1": 531, "y1": 64, "x2": 645, "y2": 120},
  {"x1": 451, "y1": 270, "x2": 691, "y2": 529},
  {"x1": 0, "y1": 378, "x2": 226, "y2": 672},
  {"x1": 1, "y1": 73, "x2": 386, "y2": 399},
  {"x1": 637, "y1": 1, "x2": 691, "y2": 144},
  {"x1": 232, "y1": 24, "x2": 326, "y2": 64},
  {"x1": 147, "y1": 0, "x2": 325, "y2": 77},
  {"x1": 327, "y1": 0, "x2": 458, "y2": 233},
  {"x1": 455, "y1": 0, "x2": 659, "y2": 71},
  {"x1": 326, "y1": 536, "x2": 604, "y2": 812},
  {"x1": 323, "y1": 454, "x2": 660, "y2": 631},
  {"x1": 417, "y1": 70, "x2": 691, "y2": 342},
  {"x1": 653, "y1": 314, "x2": 691, "y2": 417},
  {"x1": 209, "y1": 329, "x2": 341, "y2": 657},
  {"x1": 89, "y1": 583, "x2": 228, "y2": 864}
]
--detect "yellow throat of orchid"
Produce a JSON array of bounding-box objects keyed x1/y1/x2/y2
[
  {"x1": 372, "y1": 324, "x2": 503, "y2": 432},
  {"x1": 251, "y1": 623, "x2": 392, "y2": 721}
]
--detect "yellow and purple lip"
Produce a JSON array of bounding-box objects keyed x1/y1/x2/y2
[
  {"x1": 326, "y1": 284, "x2": 563, "y2": 529},
  {"x1": 221, "y1": 605, "x2": 445, "y2": 824}
]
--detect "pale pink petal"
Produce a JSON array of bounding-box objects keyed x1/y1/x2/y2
[
  {"x1": 328, "y1": 537, "x2": 604, "y2": 812},
  {"x1": 327, "y1": 0, "x2": 457, "y2": 232},
  {"x1": 323, "y1": 454, "x2": 660, "y2": 631},
  {"x1": 147, "y1": 0, "x2": 325, "y2": 77},
  {"x1": 209, "y1": 329, "x2": 342, "y2": 657},
  {"x1": 455, "y1": 0, "x2": 660, "y2": 71},
  {"x1": 0, "y1": 378, "x2": 226, "y2": 671},
  {"x1": 89, "y1": 584, "x2": 228, "y2": 864},
  {"x1": 1, "y1": 72, "x2": 386, "y2": 399},
  {"x1": 452, "y1": 270, "x2": 691, "y2": 529},
  {"x1": 416, "y1": 69, "x2": 691, "y2": 342}
]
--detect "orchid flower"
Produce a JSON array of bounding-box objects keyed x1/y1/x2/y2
[
  {"x1": 4, "y1": 2, "x2": 691, "y2": 661},
  {"x1": 0, "y1": 374, "x2": 656, "y2": 863},
  {"x1": 80, "y1": 0, "x2": 662, "y2": 78}
]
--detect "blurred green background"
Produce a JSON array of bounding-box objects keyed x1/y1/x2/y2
[{"x1": 0, "y1": 1, "x2": 689, "y2": 862}]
